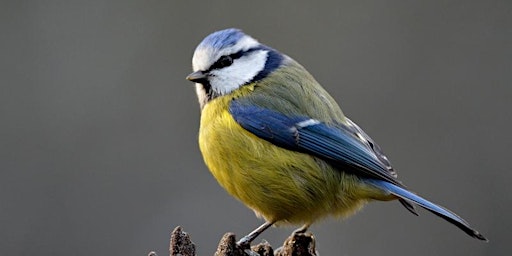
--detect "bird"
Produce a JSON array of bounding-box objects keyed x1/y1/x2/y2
[{"x1": 185, "y1": 28, "x2": 487, "y2": 247}]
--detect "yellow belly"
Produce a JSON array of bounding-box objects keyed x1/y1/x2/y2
[{"x1": 198, "y1": 94, "x2": 391, "y2": 225}]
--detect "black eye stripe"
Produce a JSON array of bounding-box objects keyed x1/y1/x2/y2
[
  {"x1": 210, "y1": 55, "x2": 233, "y2": 70},
  {"x1": 207, "y1": 47, "x2": 261, "y2": 72},
  {"x1": 229, "y1": 51, "x2": 245, "y2": 60}
]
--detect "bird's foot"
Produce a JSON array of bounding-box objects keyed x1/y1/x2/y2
[
  {"x1": 291, "y1": 224, "x2": 311, "y2": 236},
  {"x1": 236, "y1": 221, "x2": 274, "y2": 249}
]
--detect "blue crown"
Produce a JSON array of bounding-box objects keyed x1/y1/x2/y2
[{"x1": 197, "y1": 28, "x2": 246, "y2": 50}]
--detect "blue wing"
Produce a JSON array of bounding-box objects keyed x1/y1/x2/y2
[
  {"x1": 229, "y1": 101, "x2": 403, "y2": 187},
  {"x1": 229, "y1": 100, "x2": 420, "y2": 214}
]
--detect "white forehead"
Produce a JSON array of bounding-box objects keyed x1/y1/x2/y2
[{"x1": 192, "y1": 35, "x2": 260, "y2": 71}]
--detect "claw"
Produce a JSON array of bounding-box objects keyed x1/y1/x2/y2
[{"x1": 292, "y1": 224, "x2": 311, "y2": 235}]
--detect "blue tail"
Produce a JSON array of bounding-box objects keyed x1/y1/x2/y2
[{"x1": 367, "y1": 179, "x2": 487, "y2": 241}]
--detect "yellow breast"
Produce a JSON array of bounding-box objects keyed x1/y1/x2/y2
[{"x1": 198, "y1": 86, "x2": 388, "y2": 224}]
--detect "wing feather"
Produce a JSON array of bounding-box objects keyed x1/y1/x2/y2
[{"x1": 229, "y1": 101, "x2": 403, "y2": 187}]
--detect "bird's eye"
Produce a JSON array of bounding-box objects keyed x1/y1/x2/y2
[{"x1": 213, "y1": 55, "x2": 233, "y2": 69}]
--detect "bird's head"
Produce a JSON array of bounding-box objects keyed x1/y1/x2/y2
[{"x1": 186, "y1": 28, "x2": 284, "y2": 108}]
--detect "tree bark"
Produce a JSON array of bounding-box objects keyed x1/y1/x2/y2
[{"x1": 149, "y1": 226, "x2": 318, "y2": 256}]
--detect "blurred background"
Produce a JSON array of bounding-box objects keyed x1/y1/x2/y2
[{"x1": 1, "y1": 1, "x2": 510, "y2": 255}]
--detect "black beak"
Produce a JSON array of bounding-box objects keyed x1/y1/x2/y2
[{"x1": 186, "y1": 71, "x2": 207, "y2": 83}]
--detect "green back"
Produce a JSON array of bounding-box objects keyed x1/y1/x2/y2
[{"x1": 238, "y1": 58, "x2": 346, "y2": 125}]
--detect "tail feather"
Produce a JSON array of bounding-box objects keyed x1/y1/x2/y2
[
  {"x1": 367, "y1": 179, "x2": 488, "y2": 241},
  {"x1": 399, "y1": 198, "x2": 418, "y2": 216}
]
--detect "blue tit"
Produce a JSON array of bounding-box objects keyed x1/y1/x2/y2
[{"x1": 186, "y1": 28, "x2": 487, "y2": 246}]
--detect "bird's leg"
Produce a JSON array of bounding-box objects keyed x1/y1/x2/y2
[
  {"x1": 237, "y1": 221, "x2": 274, "y2": 249},
  {"x1": 292, "y1": 223, "x2": 311, "y2": 235}
]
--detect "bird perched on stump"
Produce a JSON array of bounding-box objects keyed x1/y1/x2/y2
[{"x1": 186, "y1": 28, "x2": 487, "y2": 247}]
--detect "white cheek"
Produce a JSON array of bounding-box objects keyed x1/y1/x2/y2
[
  {"x1": 195, "y1": 83, "x2": 208, "y2": 109},
  {"x1": 209, "y1": 50, "x2": 268, "y2": 95}
]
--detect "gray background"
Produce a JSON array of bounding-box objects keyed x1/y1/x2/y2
[{"x1": 1, "y1": 1, "x2": 510, "y2": 255}]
